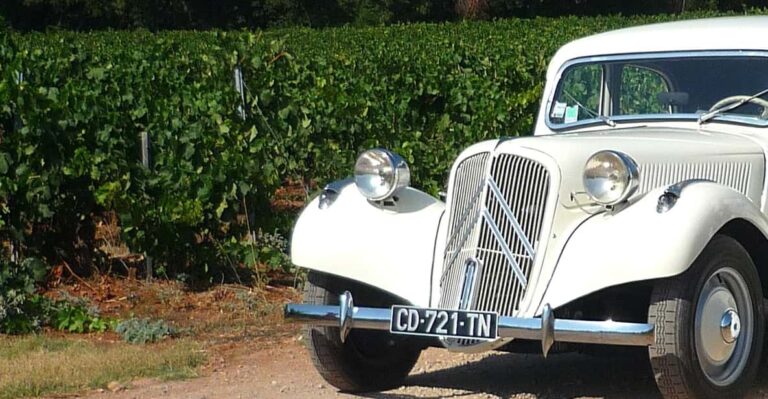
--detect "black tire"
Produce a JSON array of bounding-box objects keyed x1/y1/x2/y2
[
  {"x1": 303, "y1": 271, "x2": 421, "y2": 392},
  {"x1": 648, "y1": 235, "x2": 765, "y2": 399}
]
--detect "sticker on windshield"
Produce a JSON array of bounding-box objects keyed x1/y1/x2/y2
[
  {"x1": 552, "y1": 101, "x2": 567, "y2": 118},
  {"x1": 564, "y1": 105, "x2": 579, "y2": 123}
]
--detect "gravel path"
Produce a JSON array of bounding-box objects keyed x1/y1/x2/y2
[{"x1": 78, "y1": 336, "x2": 768, "y2": 399}]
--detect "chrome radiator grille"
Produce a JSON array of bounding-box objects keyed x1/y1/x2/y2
[{"x1": 439, "y1": 153, "x2": 551, "y2": 317}]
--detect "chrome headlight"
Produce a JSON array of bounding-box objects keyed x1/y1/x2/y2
[
  {"x1": 583, "y1": 150, "x2": 639, "y2": 205},
  {"x1": 354, "y1": 149, "x2": 410, "y2": 201}
]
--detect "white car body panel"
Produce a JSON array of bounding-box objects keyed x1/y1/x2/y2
[
  {"x1": 542, "y1": 182, "x2": 768, "y2": 311},
  {"x1": 291, "y1": 185, "x2": 444, "y2": 306}
]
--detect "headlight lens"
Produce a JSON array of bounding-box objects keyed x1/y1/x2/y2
[
  {"x1": 583, "y1": 150, "x2": 639, "y2": 205},
  {"x1": 354, "y1": 149, "x2": 410, "y2": 201}
]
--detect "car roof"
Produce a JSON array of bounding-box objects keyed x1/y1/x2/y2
[{"x1": 547, "y1": 16, "x2": 768, "y2": 78}]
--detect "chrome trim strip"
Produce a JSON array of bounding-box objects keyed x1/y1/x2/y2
[
  {"x1": 481, "y1": 208, "x2": 528, "y2": 287},
  {"x1": 284, "y1": 293, "x2": 656, "y2": 351},
  {"x1": 487, "y1": 176, "x2": 535, "y2": 258},
  {"x1": 285, "y1": 302, "x2": 391, "y2": 331},
  {"x1": 495, "y1": 315, "x2": 656, "y2": 346}
]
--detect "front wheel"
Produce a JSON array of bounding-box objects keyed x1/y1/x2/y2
[
  {"x1": 303, "y1": 271, "x2": 421, "y2": 392},
  {"x1": 648, "y1": 235, "x2": 765, "y2": 399}
]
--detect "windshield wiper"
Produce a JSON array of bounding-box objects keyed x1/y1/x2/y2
[
  {"x1": 562, "y1": 90, "x2": 616, "y2": 127},
  {"x1": 597, "y1": 115, "x2": 616, "y2": 127},
  {"x1": 698, "y1": 87, "x2": 768, "y2": 124}
]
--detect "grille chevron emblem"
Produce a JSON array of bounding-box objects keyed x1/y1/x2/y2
[
  {"x1": 481, "y1": 207, "x2": 528, "y2": 287},
  {"x1": 486, "y1": 177, "x2": 535, "y2": 258},
  {"x1": 442, "y1": 174, "x2": 532, "y2": 288}
]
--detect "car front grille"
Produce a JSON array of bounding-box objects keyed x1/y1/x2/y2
[{"x1": 439, "y1": 152, "x2": 552, "y2": 320}]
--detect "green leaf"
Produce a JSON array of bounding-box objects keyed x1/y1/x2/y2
[
  {"x1": 37, "y1": 204, "x2": 53, "y2": 218},
  {"x1": 0, "y1": 153, "x2": 8, "y2": 174},
  {"x1": 215, "y1": 198, "x2": 228, "y2": 218},
  {"x1": 94, "y1": 181, "x2": 121, "y2": 206},
  {"x1": 87, "y1": 67, "x2": 106, "y2": 80}
]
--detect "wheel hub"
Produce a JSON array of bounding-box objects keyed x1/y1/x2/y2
[
  {"x1": 697, "y1": 287, "x2": 738, "y2": 364},
  {"x1": 720, "y1": 309, "x2": 741, "y2": 344}
]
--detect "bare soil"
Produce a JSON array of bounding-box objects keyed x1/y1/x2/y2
[
  {"x1": 44, "y1": 278, "x2": 768, "y2": 399},
  {"x1": 74, "y1": 331, "x2": 768, "y2": 399}
]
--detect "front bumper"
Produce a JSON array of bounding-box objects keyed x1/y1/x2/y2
[{"x1": 284, "y1": 291, "x2": 655, "y2": 356}]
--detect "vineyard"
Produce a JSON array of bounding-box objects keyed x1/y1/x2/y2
[{"x1": 0, "y1": 11, "x2": 750, "y2": 282}]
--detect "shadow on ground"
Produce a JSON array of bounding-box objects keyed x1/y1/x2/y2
[
  {"x1": 368, "y1": 348, "x2": 662, "y2": 399},
  {"x1": 365, "y1": 345, "x2": 768, "y2": 399}
]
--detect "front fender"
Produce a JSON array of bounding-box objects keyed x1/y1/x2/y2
[
  {"x1": 291, "y1": 183, "x2": 444, "y2": 306},
  {"x1": 540, "y1": 182, "x2": 768, "y2": 310}
]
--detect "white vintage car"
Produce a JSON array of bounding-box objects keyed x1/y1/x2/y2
[{"x1": 284, "y1": 16, "x2": 768, "y2": 399}]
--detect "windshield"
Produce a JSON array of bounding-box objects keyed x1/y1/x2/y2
[{"x1": 548, "y1": 53, "x2": 768, "y2": 129}]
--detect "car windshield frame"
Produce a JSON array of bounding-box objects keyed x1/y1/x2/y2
[{"x1": 545, "y1": 50, "x2": 768, "y2": 132}]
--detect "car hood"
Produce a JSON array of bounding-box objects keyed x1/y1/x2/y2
[{"x1": 495, "y1": 126, "x2": 765, "y2": 206}]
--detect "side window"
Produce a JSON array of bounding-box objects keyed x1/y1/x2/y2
[
  {"x1": 619, "y1": 66, "x2": 670, "y2": 115},
  {"x1": 550, "y1": 64, "x2": 602, "y2": 124}
]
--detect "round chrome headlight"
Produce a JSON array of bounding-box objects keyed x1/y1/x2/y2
[
  {"x1": 583, "y1": 150, "x2": 639, "y2": 205},
  {"x1": 354, "y1": 149, "x2": 410, "y2": 201}
]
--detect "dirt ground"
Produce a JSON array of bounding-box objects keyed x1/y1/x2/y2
[
  {"x1": 39, "y1": 279, "x2": 768, "y2": 399},
  {"x1": 74, "y1": 333, "x2": 768, "y2": 399}
]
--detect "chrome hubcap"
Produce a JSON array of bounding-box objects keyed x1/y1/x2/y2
[
  {"x1": 695, "y1": 267, "x2": 753, "y2": 387},
  {"x1": 720, "y1": 309, "x2": 741, "y2": 344}
]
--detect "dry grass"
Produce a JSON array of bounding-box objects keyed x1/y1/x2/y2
[
  {"x1": 83, "y1": 279, "x2": 300, "y2": 345},
  {"x1": 4, "y1": 279, "x2": 301, "y2": 398},
  {"x1": 0, "y1": 335, "x2": 205, "y2": 399}
]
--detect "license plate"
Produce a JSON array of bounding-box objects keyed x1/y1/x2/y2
[{"x1": 389, "y1": 305, "x2": 498, "y2": 340}]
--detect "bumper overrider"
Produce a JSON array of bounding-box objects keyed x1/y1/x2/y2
[{"x1": 284, "y1": 291, "x2": 655, "y2": 356}]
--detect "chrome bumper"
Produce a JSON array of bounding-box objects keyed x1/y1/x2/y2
[{"x1": 284, "y1": 291, "x2": 655, "y2": 357}]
